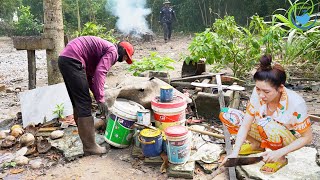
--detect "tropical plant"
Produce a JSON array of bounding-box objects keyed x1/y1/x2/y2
[
  {"x1": 75, "y1": 22, "x2": 117, "y2": 43},
  {"x1": 53, "y1": 103, "x2": 65, "y2": 119},
  {"x1": 128, "y1": 52, "x2": 175, "y2": 76},
  {"x1": 13, "y1": 5, "x2": 43, "y2": 36}
]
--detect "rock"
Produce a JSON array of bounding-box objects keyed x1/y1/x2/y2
[
  {"x1": 15, "y1": 147, "x2": 28, "y2": 157},
  {"x1": 29, "y1": 159, "x2": 42, "y2": 169},
  {"x1": 0, "y1": 84, "x2": 5, "y2": 92},
  {"x1": 0, "y1": 130, "x2": 7, "y2": 139},
  {"x1": 11, "y1": 125, "x2": 22, "y2": 131},
  {"x1": 94, "y1": 119, "x2": 106, "y2": 131},
  {"x1": 5, "y1": 135, "x2": 16, "y2": 141},
  {"x1": 1, "y1": 135, "x2": 16, "y2": 148},
  {"x1": 168, "y1": 161, "x2": 195, "y2": 179},
  {"x1": 50, "y1": 130, "x2": 64, "y2": 140},
  {"x1": 11, "y1": 128, "x2": 24, "y2": 138},
  {"x1": 20, "y1": 133, "x2": 35, "y2": 147},
  {"x1": 14, "y1": 156, "x2": 29, "y2": 165},
  {"x1": 240, "y1": 147, "x2": 319, "y2": 179},
  {"x1": 6, "y1": 87, "x2": 14, "y2": 93},
  {"x1": 36, "y1": 138, "x2": 52, "y2": 153}
]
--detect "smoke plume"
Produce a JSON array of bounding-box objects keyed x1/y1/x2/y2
[{"x1": 106, "y1": 0, "x2": 152, "y2": 35}]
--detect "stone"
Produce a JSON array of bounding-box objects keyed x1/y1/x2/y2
[
  {"x1": 14, "y1": 156, "x2": 29, "y2": 165},
  {"x1": 15, "y1": 147, "x2": 28, "y2": 157},
  {"x1": 144, "y1": 156, "x2": 163, "y2": 165},
  {"x1": 5, "y1": 87, "x2": 14, "y2": 93},
  {"x1": 131, "y1": 145, "x2": 143, "y2": 158},
  {"x1": 49, "y1": 127, "x2": 106, "y2": 161},
  {"x1": 194, "y1": 90, "x2": 233, "y2": 120},
  {"x1": 19, "y1": 83, "x2": 73, "y2": 127},
  {"x1": 19, "y1": 133, "x2": 35, "y2": 147},
  {"x1": 0, "y1": 130, "x2": 7, "y2": 139},
  {"x1": 196, "y1": 161, "x2": 219, "y2": 174},
  {"x1": 105, "y1": 77, "x2": 191, "y2": 109},
  {"x1": 239, "y1": 147, "x2": 320, "y2": 179},
  {"x1": 168, "y1": 161, "x2": 195, "y2": 179},
  {"x1": 0, "y1": 84, "x2": 5, "y2": 92},
  {"x1": 29, "y1": 159, "x2": 43, "y2": 169},
  {"x1": 50, "y1": 130, "x2": 64, "y2": 140}
]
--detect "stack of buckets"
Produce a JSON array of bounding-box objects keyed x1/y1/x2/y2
[
  {"x1": 148, "y1": 85, "x2": 191, "y2": 164},
  {"x1": 151, "y1": 86, "x2": 187, "y2": 130}
]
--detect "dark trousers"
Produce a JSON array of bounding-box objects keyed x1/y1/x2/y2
[
  {"x1": 58, "y1": 56, "x2": 92, "y2": 117},
  {"x1": 163, "y1": 22, "x2": 172, "y2": 41}
]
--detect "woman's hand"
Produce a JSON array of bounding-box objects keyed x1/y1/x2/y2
[
  {"x1": 219, "y1": 151, "x2": 239, "y2": 167},
  {"x1": 261, "y1": 149, "x2": 285, "y2": 163}
]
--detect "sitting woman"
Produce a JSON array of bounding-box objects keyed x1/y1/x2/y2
[{"x1": 219, "y1": 55, "x2": 312, "y2": 173}]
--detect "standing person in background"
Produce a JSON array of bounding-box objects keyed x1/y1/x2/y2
[
  {"x1": 58, "y1": 36, "x2": 134, "y2": 155},
  {"x1": 159, "y1": 0, "x2": 177, "y2": 43},
  {"x1": 219, "y1": 55, "x2": 312, "y2": 173}
]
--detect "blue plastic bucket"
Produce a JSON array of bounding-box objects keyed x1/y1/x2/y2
[
  {"x1": 165, "y1": 126, "x2": 191, "y2": 164},
  {"x1": 139, "y1": 129, "x2": 163, "y2": 157}
]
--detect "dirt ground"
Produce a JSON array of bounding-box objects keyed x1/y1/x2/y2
[
  {"x1": 0, "y1": 34, "x2": 225, "y2": 180},
  {"x1": 0, "y1": 33, "x2": 319, "y2": 179}
]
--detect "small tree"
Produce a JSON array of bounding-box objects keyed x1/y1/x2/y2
[
  {"x1": 75, "y1": 22, "x2": 117, "y2": 43},
  {"x1": 14, "y1": 5, "x2": 43, "y2": 36},
  {"x1": 185, "y1": 16, "x2": 261, "y2": 78}
]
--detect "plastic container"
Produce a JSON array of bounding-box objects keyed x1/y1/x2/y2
[
  {"x1": 151, "y1": 95, "x2": 187, "y2": 131},
  {"x1": 164, "y1": 125, "x2": 191, "y2": 164},
  {"x1": 139, "y1": 128, "x2": 163, "y2": 157},
  {"x1": 104, "y1": 98, "x2": 144, "y2": 148}
]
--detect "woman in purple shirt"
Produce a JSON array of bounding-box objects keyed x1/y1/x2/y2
[{"x1": 58, "y1": 36, "x2": 134, "y2": 155}]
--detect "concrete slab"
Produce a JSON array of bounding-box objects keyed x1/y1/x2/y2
[
  {"x1": 240, "y1": 147, "x2": 320, "y2": 179},
  {"x1": 19, "y1": 83, "x2": 73, "y2": 127},
  {"x1": 168, "y1": 161, "x2": 195, "y2": 179}
]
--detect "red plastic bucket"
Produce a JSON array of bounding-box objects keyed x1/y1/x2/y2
[{"x1": 151, "y1": 96, "x2": 187, "y2": 131}]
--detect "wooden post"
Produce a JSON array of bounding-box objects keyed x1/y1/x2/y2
[
  {"x1": 216, "y1": 74, "x2": 237, "y2": 180},
  {"x1": 43, "y1": 0, "x2": 65, "y2": 85},
  {"x1": 27, "y1": 50, "x2": 36, "y2": 89}
]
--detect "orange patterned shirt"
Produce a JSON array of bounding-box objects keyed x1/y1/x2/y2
[{"x1": 246, "y1": 87, "x2": 311, "y2": 134}]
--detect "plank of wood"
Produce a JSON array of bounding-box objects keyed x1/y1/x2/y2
[
  {"x1": 38, "y1": 127, "x2": 59, "y2": 132},
  {"x1": 187, "y1": 127, "x2": 225, "y2": 139},
  {"x1": 215, "y1": 74, "x2": 237, "y2": 180},
  {"x1": 310, "y1": 114, "x2": 320, "y2": 122},
  {"x1": 171, "y1": 73, "x2": 224, "y2": 82}
]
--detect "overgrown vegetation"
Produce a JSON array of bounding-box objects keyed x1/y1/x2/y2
[
  {"x1": 128, "y1": 52, "x2": 175, "y2": 76},
  {"x1": 184, "y1": 16, "x2": 261, "y2": 78},
  {"x1": 183, "y1": 0, "x2": 319, "y2": 79}
]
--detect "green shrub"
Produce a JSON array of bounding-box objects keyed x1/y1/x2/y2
[
  {"x1": 75, "y1": 22, "x2": 117, "y2": 43},
  {"x1": 184, "y1": 16, "x2": 261, "y2": 78},
  {"x1": 128, "y1": 52, "x2": 175, "y2": 76},
  {"x1": 13, "y1": 5, "x2": 43, "y2": 36}
]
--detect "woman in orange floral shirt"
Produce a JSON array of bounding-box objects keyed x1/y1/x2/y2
[{"x1": 219, "y1": 55, "x2": 312, "y2": 173}]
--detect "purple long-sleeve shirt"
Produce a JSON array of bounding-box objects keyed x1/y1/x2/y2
[{"x1": 60, "y1": 36, "x2": 118, "y2": 103}]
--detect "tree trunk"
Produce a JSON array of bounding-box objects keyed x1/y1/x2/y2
[{"x1": 43, "y1": 0, "x2": 64, "y2": 85}]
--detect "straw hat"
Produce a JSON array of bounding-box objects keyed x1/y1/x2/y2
[{"x1": 163, "y1": 0, "x2": 171, "y2": 4}]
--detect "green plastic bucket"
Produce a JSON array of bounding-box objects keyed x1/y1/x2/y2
[{"x1": 104, "y1": 98, "x2": 144, "y2": 148}]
